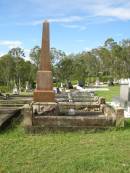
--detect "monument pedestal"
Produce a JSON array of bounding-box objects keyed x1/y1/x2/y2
[
  {"x1": 34, "y1": 90, "x2": 55, "y2": 102},
  {"x1": 34, "y1": 70, "x2": 55, "y2": 102},
  {"x1": 36, "y1": 71, "x2": 53, "y2": 90}
]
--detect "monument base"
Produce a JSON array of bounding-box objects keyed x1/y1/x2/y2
[
  {"x1": 24, "y1": 115, "x2": 115, "y2": 133},
  {"x1": 23, "y1": 101, "x2": 124, "y2": 133},
  {"x1": 34, "y1": 90, "x2": 55, "y2": 102}
]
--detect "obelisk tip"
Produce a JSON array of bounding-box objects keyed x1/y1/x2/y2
[{"x1": 44, "y1": 20, "x2": 49, "y2": 23}]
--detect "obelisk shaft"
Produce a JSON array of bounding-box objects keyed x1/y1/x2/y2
[
  {"x1": 40, "y1": 21, "x2": 51, "y2": 71},
  {"x1": 34, "y1": 21, "x2": 55, "y2": 102}
]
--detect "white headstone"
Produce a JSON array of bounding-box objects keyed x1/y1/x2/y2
[
  {"x1": 13, "y1": 84, "x2": 19, "y2": 95},
  {"x1": 120, "y1": 78, "x2": 130, "y2": 102},
  {"x1": 25, "y1": 81, "x2": 29, "y2": 92}
]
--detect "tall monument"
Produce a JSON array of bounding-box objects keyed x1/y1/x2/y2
[{"x1": 34, "y1": 21, "x2": 55, "y2": 102}]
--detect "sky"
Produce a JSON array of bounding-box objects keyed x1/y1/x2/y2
[{"x1": 0, "y1": 0, "x2": 130, "y2": 60}]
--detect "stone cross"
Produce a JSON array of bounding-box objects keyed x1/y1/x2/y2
[{"x1": 34, "y1": 21, "x2": 55, "y2": 102}]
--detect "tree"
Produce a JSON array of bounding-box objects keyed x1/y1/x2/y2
[
  {"x1": 8, "y1": 47, "x2": 25, "y2": 58},
  {"x1": 30, "y1": 46, "x2": 66, "y2": 68},
  {"x1": 73, "y1": 52, "x2": 99, "y2": 82},
  {"x1": 0, "y1": 54, "x2": 15, "y2": 89},
  {"x1": 56, "y1": 57, "x2": 74, "y2": 81},
  {"x1": 30, "y1": 46, "x2": 40, "y2": 68},
  {"x1": 50, "y1": 47, "x2": 66, "y2": 65}
]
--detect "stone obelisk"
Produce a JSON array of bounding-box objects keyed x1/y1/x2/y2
[{"x1": 34, "y1": 21, "x2": 55, "y2": 102}]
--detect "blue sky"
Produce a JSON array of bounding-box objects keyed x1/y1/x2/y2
[{"x1": 0, "y1": 0, "x2": 130, "y2": 59}]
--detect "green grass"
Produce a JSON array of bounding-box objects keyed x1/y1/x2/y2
[
  {"x1": 20, "y1": 92, "x2": 33, "y2": 96},
  {"x1": 0, "y1": 123, "x2": 130, "y2": 173},
  {"x1": 96, "y1": 85, "x2": 120, "y2": 102},
  {"x1": 1, "y1": 85, "x2": 130, "y2": 173}
]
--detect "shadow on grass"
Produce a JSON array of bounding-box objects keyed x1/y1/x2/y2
[
  {"x1": 124, "y1": 119, "x2": 130, "y2": 129},
  {"x1": 0, "y1": 114, "x2": 23, "y2": 134},
  {"x1": 1, "y1": 117, "x2": 130, "y2": 135}
]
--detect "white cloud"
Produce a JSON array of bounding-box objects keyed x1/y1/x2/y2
[
  {"x1": 31, "y1": 16, "x2": 83, "y2": 25},
  {"x1": 17, "y1": 0, "x2": 130, "y2": 30},
  {"x1": 92, "y1": 7, "x2": 130, "y2": 20},
  {"x1": 0, "y1": 40, "x2": 31, "y2": 60},
  {"x1": 97, "y1": 7, "x2": 130, "y2": 20},
  {"x1": 86, "y1": 0, "x2": 130, "y2": 20},
  {"x1": 26, "y1": 0, "x2": 130, "y2": 21},
  {"x1": 0, "y1": 52, "x2": 6, "y2": 57},
  {"x1": 0, "y1": 40, "x2": 22, "y2": 49},
  {"x1": 85, "y1": 47, "x2": 92, "y2": 52},
  {"x1": 49, "y1": 16, "x2": 83, "y2": 23},
  {"x1": 62, "y1": 24, "x2": 87, "y2": 31}
]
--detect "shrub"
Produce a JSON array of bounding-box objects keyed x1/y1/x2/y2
[
  {"x1": 0, "y1": 85, "x2": 10, "y2": 93},
  {"x1": 99, "y1": 76, "x2": 113, "y2": 82}
]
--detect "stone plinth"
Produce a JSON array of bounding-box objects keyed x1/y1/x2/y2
[{"x1": 34, "y1": 90, "x2": 55, "y2": 102}]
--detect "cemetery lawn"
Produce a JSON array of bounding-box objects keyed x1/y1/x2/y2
[
  {"x1": 0, "y1": 85, "x2": 130, "y2": 173},
  {"x1": 0, "y1": 121, "x2": 130, "y2": 173},
  {"x1": 96, "y1": 85, "x2": 120, "y2": 102}
]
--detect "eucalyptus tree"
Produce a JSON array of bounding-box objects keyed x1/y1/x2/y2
[
  {"x1": 0, "y1": 54, "x2": 15, "y2": 89},
  {"x1": 30, "y1": 46, "x2": 66, "y2": 67},
  {"x1": 30, "y1": 46, "x2": 40, "y2": 69},
  {"x1": 56, "y1": 56, "x2": 74, "y2": 82},
  {"x1": 8, "y1": 47, "x2": 26, "y2": 89},
  {"x1": 120, "y1": 39, "x2": 130, "y2": 78},
  {"x1": 8, "y1": 47, "x2": 25, "y2": 58}
]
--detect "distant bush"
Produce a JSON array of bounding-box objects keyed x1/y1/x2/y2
[
  {"x1": 85, "y1": 77, "x2": 97, "y2": 84},
  {"x1": 99, "y1": 76, "x2": 113, "y2": 82},
  {"x1": 0, "y1": 86, "x2": 10, "y2": 93},
  {"x1": 72, "y1": 80, "x2": 78, "y2": 85}
]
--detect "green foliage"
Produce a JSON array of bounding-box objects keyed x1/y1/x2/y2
[
  {"x1": 50, "y1": 47, "x2": 66, "y2": 64},
  {"x1": 55, "y1": 57, "x2": 74, "y2": 81},
  {"x1": 30, "y1": 46, "x2": 66, "y2": 68},
  {"x1": 0, "y1": 85, "x2": 10, "y2": 93},
  {"x1": 0, "y1": 49, "x2": 36, "y2": 92},
  {"x1": 1, "y1": 37, "x2": 130, "y2": 90},
  {"x1": 8, "y1": 47, "x2": 25, "y2": 58},
  {"x1": 99, "y1": 76, "x2": 113, "y2": 82},
  {"x1": 30, "y1": 46, "x2": 40, "y2": 68},
  {"x1": 56, "y1": 38, "x2": 130, "y2": 83}
]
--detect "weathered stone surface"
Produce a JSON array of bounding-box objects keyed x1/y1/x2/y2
[
  {"x1": 99, "y1": 97, "x2": 106, "y2": 104},
  {"x1": 36, "y1": 71, "x2": 53, "y2": 90},
  {"x1": 23, "y1": 104, "x2": 32, "y2": 127},
  {"x1": 34, "y1": 90, "x2": 55, "y2": 102},
  {"x1": 34, "y1": 21, "x2": 55, "y2": 102},
  {"x1": 115, "y1": 107, "x2": 124, "y2": 127},
  {"x1": 32, "y1": 115, "x2": 115, "y2": 128},
  {"x1": 32, "y1": 102, "x2": 58, "y2": 116},
  {"x1": 39, "y1": 21, "x2": 51, "y2": 71},
  {"x1": 103, "y1": 104, "x2": 124, "y2": 127}
]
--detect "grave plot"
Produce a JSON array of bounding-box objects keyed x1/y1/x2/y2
[{"x1": 23, "y1": 21, "x2": 124, "y2": 133}]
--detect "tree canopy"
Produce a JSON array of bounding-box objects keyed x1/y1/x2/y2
[{"x1": 0, "y1": 38, "x2": 130, "y2": 92}]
